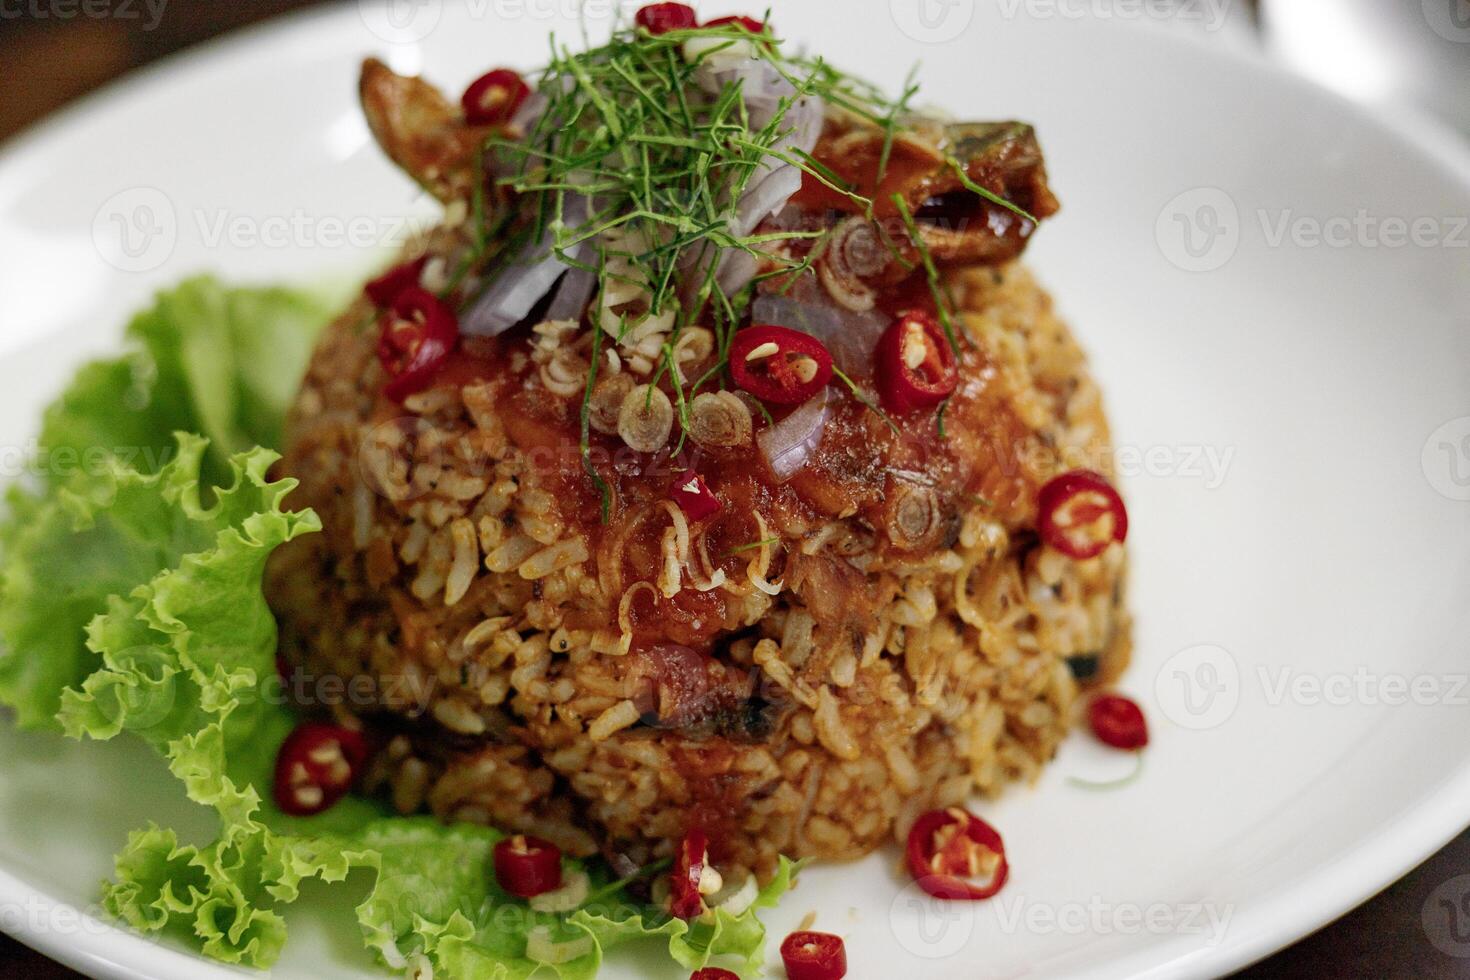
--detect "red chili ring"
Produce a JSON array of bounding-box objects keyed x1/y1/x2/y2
[
  {"x1": 461, "y1": 68, "x2": 530, "y2": 126},
  {"x1": 493, "y1": 834, "x2": 564, "y2": 898},
  {"x1": 377, "y1": 287, "x2": 459, "y2": 403},
  {"x1": 635, "y1": 2, "x2": 698, "y2": 34},
  {"x1": 729, "y1": 325, "x2": 834, "y2": 406},
  {"x1": 690, "y1": 969, "x2": 741, "y2": 980},
  {"x1": 1036, "y1": 469, "x2": 1128, "y2": 560},
  {"x1": 875, "y1": 309, "x2": 959, "y2": 414},
  {"x1": 669, "y1": 828, "x2": 709, "y2": 920},
  {"x1": 1089, "y1": 693, "x2": 1149, "y2": 750},
  {"x1": 364, "y1": 256, "x2": 427, "y2": 308},
  {"x1": 779, "y1": 931, "x2": 847, "y2": 980},
  {"x1": 671, "y1": 469, "x2": 721, "y2": 522},
  {"x1": 905, "y1": 807, "x2": 1009, "y2": 901},
  {"x1": 704, "y1": 14, "x2": 768, "y2": 33},
  {"x1": 272, "y1": 722, "x2": 369, "y2": 817}
]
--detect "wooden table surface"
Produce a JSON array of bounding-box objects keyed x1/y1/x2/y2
[{"x1": 0, "y1": 1, "x2": 1466, "y2": 977}]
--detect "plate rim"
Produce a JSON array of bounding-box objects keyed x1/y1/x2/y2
[{"x1": 1, "y1": 5, "x2": 1469, "y2": 979}]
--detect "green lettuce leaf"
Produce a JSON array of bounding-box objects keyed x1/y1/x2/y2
[
  {"x1": 39, "y1": 275, "x2": 332, "y2": 489},
  {"x1": 0, "y1": 280, "x2": 798, "y2": 978}
]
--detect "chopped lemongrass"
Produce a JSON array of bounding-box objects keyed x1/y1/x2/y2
[
  {"x1": 709, "y1": 873, "x2": 759, "y2": 916},
  {"x1": 525, "y1": 927, "x2": 594, "y2": 965},
  {"x1": 528, "y1": 870, "x2": 591, "y2": 913},
  {"x1": 1065, "y1": 750, "x2": 1145, "y2": 791}
]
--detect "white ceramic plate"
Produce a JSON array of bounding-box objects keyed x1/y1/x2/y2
[{"x1": 3, "y1": 3, "x2": 1470, "y2": 978}]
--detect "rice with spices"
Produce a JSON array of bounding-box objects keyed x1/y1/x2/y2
[{"x1": 266, "y1": 258, "x2": 1130, "y2": 883}]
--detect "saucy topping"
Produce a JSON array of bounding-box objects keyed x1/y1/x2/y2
[{"x1": 355, "y1": 7, "x2": 1070, "y2": 665}]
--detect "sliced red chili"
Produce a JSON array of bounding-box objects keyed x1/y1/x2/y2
[
  {"x1": 729, "y1": 325, "x2": 833, "y2": 406},
  {"x1": 690, "y1": 970, "x2": 740, "y2": 980},
  {"x1": 671, "y1": 469, "x2": 721, "y2": 522},
  {"x1": 461, "y1": 68, "x2": 530, "y2": 126},
  {"x1": 635, "y1": 2, "x2": 698, "y2": 34},
  {"x1": 704, "y1": 14, "x2": 768, "y2": 33},
  {"x1": 780, "y1": 931, "x2": 847, "y2": 980},
  {"x1": 493, "y1": 834, "x2": 563, "y2": 898},
  {"x1": 876, "y1": 310, "x2": 958, "y2": 413},
  {"x1": 1089, "y1": 693, "x2": 1149, "y2": 750},
  {"x1": 905, "y1": 807, "x2": 1009, "y2": 901},
  {"x1": 669, "y1": 828, "x2": 709, "y2": 920},
  {"x1": 364, "y1": 256, "x2": 427, "y2": 307},
  {"x1": 377, "y1": 287, "x2": 459, "y2": 403},
  {"x1": 1037, "y1": 469, "x2": 1128, "y2": 560},
  {"x1": 272, "y1": 721, "x2": 369, "y2": 817}
]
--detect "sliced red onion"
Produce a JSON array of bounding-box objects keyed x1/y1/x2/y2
[
  {"x1": 461, "y1": 196, "x2": 590, "y2": 337},
  {"x1": 715, "y1": 248, "x2": 760, "y2": 296},
  {"x1": 712, "y1": 90, "x2": 823, "y2": 293},
  {"x1": 461, "y1": 245, "x2": 569, "y2": 336},
  {"x1": 751, "y1": 293, "x2": 890, "y2": 381},
  {"x1": 545, "y1": 265, "x2": 596, "y2": 322},
  {"x1": 509, "y1": 90, "x2": 549, "y2": 136},
  {"x1": 758, "y1": 388, "x2": 831, "y2": 482},
  {"x1": 698, "y1": 58, "x2": 790, "y2": 128},
  {"x1": 732, "y1": 164, "x2": 803, "y2": 239}
]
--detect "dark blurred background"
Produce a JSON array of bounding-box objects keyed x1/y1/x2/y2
[{"x1": 2, "y1": 1, "x2": 1469, "y2": 978}]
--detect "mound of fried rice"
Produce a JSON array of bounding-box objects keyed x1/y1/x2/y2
[
  {"x1": 264, "y1": 50, "x2": 1131, "y2": 884},
  {"x1": 267, "y1": 265, "x2": 1128, "y2": 884}
]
